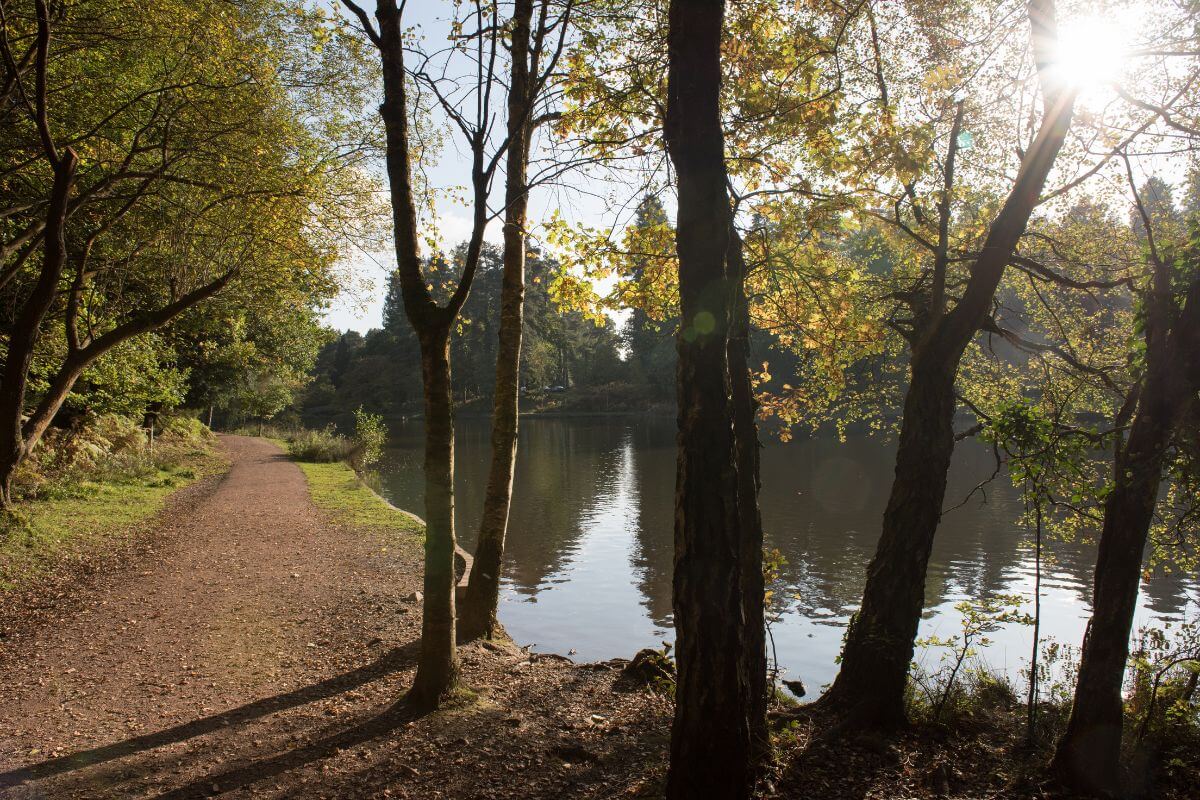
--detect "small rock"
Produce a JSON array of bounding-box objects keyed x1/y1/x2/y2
[
  {"x1": 783, "y1": 679, "x2": 806, "y2": 698},
  {"x1": 453, "y1": 546, "x2": 469, "y2": 583},
  {"x1": 549, "y1": 743, "x2": 597, "y2": 764},
  {"x1": 405, "y1": 592, "x2": 423, "y2": 602}
]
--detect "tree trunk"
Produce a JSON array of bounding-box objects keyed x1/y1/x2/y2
[
  {"x1": 820, "y1": 352, "x2": 958, "y2": 726},
  {"x1": 1053, "y1": 435, "x2": 1166, "y2": 795},
  {"x1": 1052, "y1": 279, "x2": 1200, "y2": 796},
  {"x1": 408, "y1": 327, "x2": 461, "y2": 708},
  {"x1": 0, "y1": 152, "x2": 76, "y2": 508},
  {"x1": 819, "y1": 2, "x2": 1075, "y2": 727},
  {"x1": 664, "y1": 1, "x2": 754, "y2": 797},
  {"x1": 460, "y1": 0, "x2": 536, "y2": 642},
  {"x1": 17, "y1": 357, "x2": 87, "y2": 464},
  {"x1": 360, "y1": 0, "x2": 487, "y2": 709},
  {"x1": 728, "y1": 232, "x2": 768, "y2": 756},
  {"x1": 1026, "y1": 497, "x2": 1043, "y2": 743}
]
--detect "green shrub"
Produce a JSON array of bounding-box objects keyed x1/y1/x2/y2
[
  {"x1": 913, "y1": 595, "x2": 1033, "y2": 722},
  {"x1": 14, "y1": 414, "x2": 152, "y2": 500},
  {"x1": 232, "y1": 422, "x2": 303, "y2": 441},
  {"x1": 286, "y1": 426, "x2": 354, "y2": 463},
  {"x1": 1127, "y1": 622, "x2": 1200, "y2": 745},
  {"x1": 5, "y1": 411, "x2": 217, "y2": 507},
  {"x1": 279, "y1": 414, "x2": 387, "y2": 474},
  {"x1": 350, "y1": 407, "x2": 388, "y2": 471},
  {"x1": 159, "y1": 414, "x2": 213, "y2": 443}
]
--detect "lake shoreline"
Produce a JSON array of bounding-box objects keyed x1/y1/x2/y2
[
  {"x1": 295, "y1": 440, "x2": 1200, "y2": 800},
  {"x1": 371, "y1": 416, "x2": 1200, "y2": 694}
]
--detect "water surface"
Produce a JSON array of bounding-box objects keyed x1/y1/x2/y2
[{"x1": 375, "y1": 416, "x2": 1199, "y2": 691}]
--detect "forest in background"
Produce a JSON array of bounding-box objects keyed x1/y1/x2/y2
[{"x1": 294, "y1": 199, "x2": 821, "y2": 425}]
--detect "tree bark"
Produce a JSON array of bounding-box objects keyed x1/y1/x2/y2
[
  {"x1": 1053, "y1": 408, "x2": 1171, "y2": 795},
  {"x1": 820, "y1": 1, "x2": 1076, "y2": 728},
  {"x1": 408, "y1": 327, "x2": 462, "y2": 708},
  {"x1": 460, "y1": 0, "x2": 537, "y2": 642},
  {"x1": 819, "y1": 351, "x2": 958, "y2": 726},
  {"x1": 728, "y1": 231, "x2": 768, "y2": 757},
  {"x1": 1052, "y1": 278, "x2": 1200, "y2": 796},
  {"x1": 664, "y1": 1, "x2": 755, "y2": 797}
]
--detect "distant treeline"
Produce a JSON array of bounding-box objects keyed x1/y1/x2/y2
[{"x1": 296, "y1": 242, "x2": 820, "y2": 425}]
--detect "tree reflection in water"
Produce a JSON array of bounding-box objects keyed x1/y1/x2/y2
[{"x1": 376, "y1": 416, "x2": 1200, "y2": 689}]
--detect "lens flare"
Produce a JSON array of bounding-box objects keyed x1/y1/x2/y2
[{"x1": 1053, "y1": 16, "x2": 1128, "y2": 89}]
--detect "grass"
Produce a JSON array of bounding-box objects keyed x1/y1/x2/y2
[
  {"x1": 290, "y1": 458, "x2": 424, "y2": 538},
  {"x1": 0, "y1": 446, "x2": 228, "y2": 591}
]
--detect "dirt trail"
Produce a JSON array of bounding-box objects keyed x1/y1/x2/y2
[{"x1": 0, "y1": 436, "x2": 669, "y2": 799}]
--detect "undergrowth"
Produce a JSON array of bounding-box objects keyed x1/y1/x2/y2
[
  {"x1": 902, "y1": 628, "x2": 1200, "y2": 793},
  {"x1": 250, "y1": 407, "x2": 387, "y2": 473},
  {"x1": 0, "y1": 412, "x2": 226, "y2": 590}
]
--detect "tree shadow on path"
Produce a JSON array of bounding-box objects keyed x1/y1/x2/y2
[
  {"x1": 149, "y1": 698, "x2": 427, "y2": 799},
  {"x1": 0, "y1": 641, "x2": 420, "y2": 792}
]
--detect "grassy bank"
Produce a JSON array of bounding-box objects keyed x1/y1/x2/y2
[
  {"x1": 248, "y1": 416, "x2": 421, "y2": 538},
  {"x1": 291, "y1": 458, "x2": 423, "y2": 537},
  {"x1": 0, "y1": 426, "x2": 227, "y2": 592}
]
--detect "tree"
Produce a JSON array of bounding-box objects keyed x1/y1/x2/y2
[
  {"x1": 1052, "y1": 174, "x2": 1200, "y2": 797},
  {"x1": 663, "y1": 0, "x2": 760, "y2": 796},
  {"x1": 341, "y1": 0, "x2": 479, "y2": 708},
  {"x1": 818, "y1": 0, "x2": 1077, "y2": 728},
  {"x1": 0, "y1": 0, "x2": 79, "y2": 506},
  {"x1": 0, "y1": 0, "x2": 369, "y2": 505},
  {"x1": 462, "y1": 0, "x2": 573, "y2": 640},
  {"x1": 303, "y1": 243, "x2": 626, "y2": 428},
  {"x1": 173, "y1": 286, "x2": 336, "y2": 429},
  {"x1": 619, "y1": 196, "x2": 678, "y2": 399}
]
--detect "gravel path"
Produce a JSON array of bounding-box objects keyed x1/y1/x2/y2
[{"x1": 0, "y1": 435, "x2": 670, "y2": 799}]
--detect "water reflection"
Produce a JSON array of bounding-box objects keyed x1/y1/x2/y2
[{"x1": 376, "y1": 416, "x2": 1199, "y2": 689}]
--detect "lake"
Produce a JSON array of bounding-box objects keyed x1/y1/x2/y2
[{"x1": 374, "y1": 415, "x2": 1199, "y2": 693}]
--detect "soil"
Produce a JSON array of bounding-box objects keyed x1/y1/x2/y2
[{"x1": 1, "y1": 435, "x2": 1193, "y2": 799}]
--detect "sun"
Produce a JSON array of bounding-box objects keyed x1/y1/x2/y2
[{"x1": 1053, "y1": 16, "x2": 1129, "y2": 90}]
